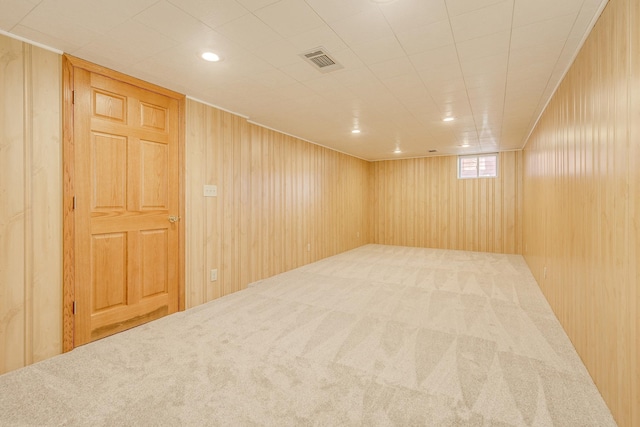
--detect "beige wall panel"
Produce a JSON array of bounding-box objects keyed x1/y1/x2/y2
[
  {"x1": 522, "y1": 0, "x2": 638, "y2": 424},
  {"x1": 0, "y1": 35, "x2": 62, "y2": 374},
  {"x1": 631, "y1": 0, "x2": 640, "y2": 420},
  {"x1": 0, "y1": 36, "x2": 27, "y2": 373},
  {"x1": 185, "y1": 99, "x2": 371, "y2": 307},
  {"x1": 371, "y1": 152, "x2": 522, "y2": 254},
  {"x1": 184, "y1": 100, "x2": 205, "y2": 308}
]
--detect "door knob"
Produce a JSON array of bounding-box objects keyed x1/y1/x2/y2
[{"x1": 168, "y1": 215, "x2": 180, "y2": 223}]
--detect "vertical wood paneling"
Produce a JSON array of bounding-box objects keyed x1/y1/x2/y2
[
  {"x1": 0, "y1": 35, "x2": 62, "y2": 374},
  {"x1": 371, "y1": 152, "x2": 522, "y2": 254},
  {"x1": 185, "y1": 99, "x2": 371, "y2": 306},
  {"x1": 630, "y1": 0, "x2": 640, "y2": 420},
  {"x1": 523, "y1": 0, "x2": 638, "y2": 424}
]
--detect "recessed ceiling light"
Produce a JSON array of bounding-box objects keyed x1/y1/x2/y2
[
  {"x1": 443, "y1": 117, "x2": 455, "y2": 122},
  {"x1": 462, "y1": 143, "x2": 470, "y2": 148},
  {"x1": 394, "y1": 148, "x2": 402, "y2": 154},
  {"x1": 351, "y1": 129, "x2": 361, "y2": 134},
  {"x1": 201, "y1": 52, "x2": 220, "y2": 62}
]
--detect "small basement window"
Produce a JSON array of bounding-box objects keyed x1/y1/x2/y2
[{"x1": 458, "y1": 154, "x2": 498, "y2": 179}]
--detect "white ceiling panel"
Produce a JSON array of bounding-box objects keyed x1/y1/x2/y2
[
  {"x1": 456, "y1": 31, "x2": 510, "y2": 62},
  {"x1": 285, "y1": 25, "x2": 348, "y2": 53},
  {"x1": 510, "y1": 14, "x2": 576, "y2": 51},
  {"x1": 253, "y1": 0, "x2": 324, "y2": 38},
  {"x1": 0, "y1": 0, "x2": 40, "y2": 30},
  {"x1": 303, "y1": 0, "x2": 377, "y2": 23},
  {"x1": 216, "y1": 13, "x2": 281, "y2": 48},
  {"x1": 379, "y1": 0, "x2": 448, "y2": 32},
  {"x1": 134, "y1": 1, "x2": 212, "y2": 43},
  {"x1": 513, "y1": 0, "x2": 583, "y2": 27},
  {"x1": 450, "y1": 1, "x2": 513, "y2": 42},
  {"x1": 349, "y1": 36, "x2": 406, "y2": 65},
  {"x1": 0, "y1": 0, "x2": 609, "y2": 160},
  {"x1": 395, "y1": 20, "x2": 454, "y2": 55},
  {"x1": 236, "y1": 0, "x2": 279, "y2": 12},
  {"x1": 368, "y1": 56, "x2": 415, "y2": 80},
  {"x1": 330, "y1": 9, "x2": 394, "y2": 46},
  {"x1": 445, "y1": 0, "x2": 505, "y2": 17},
  {"x1": 168, "y1": 0, "x2": 248, "y2": 29}
]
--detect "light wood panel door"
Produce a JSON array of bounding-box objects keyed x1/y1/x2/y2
[{"x1": 73, "y1": 69, "x2": 180, "y2": 345}]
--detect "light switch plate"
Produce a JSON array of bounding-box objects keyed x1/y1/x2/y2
[{"x1": 204, "y1": 185, "x2": 217, "y2": 197}]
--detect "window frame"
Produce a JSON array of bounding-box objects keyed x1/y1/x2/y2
[{"x1": 457, "y1": 153, "x2": 498, "y2": 179}]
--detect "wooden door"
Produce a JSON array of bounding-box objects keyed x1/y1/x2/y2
[{"x1": 73, "y1": 68, "x2": 180, "y2": 345}]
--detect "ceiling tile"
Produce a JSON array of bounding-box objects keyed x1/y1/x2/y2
[
  {"x1": 168, "y1": 0, "x2": 248, "y2": 29},
  {"x1": 382, "y1": 72, "x2": 429, "y2": 101},
  {"x1": 329, "y1": 48, "x2": 366, "y2": 69},
  {"x1": 0, "y1": 0, "x2": 41, "y2": 30},
  {"x1": 106, "y1": 20, "x2": 177, "y2": 60},
  {"x1": 236, "y1": 0, "x2": 279, "y2": 12},
  {"x1": 251, "y1": 38, "x2": 301, "y2": 68},
  {"x1": 409, "y1": 44, "x2": 458, "y2": 71},
  {"x1": 15, "y1": 1, "x2": 102, "y2": 51},
  {"x1": 513, "y1": 0, "x2": 583, "y2": 27},
  {"x1": 509, "y1": 39, "x2": 565, "y2": 67},
  {"x1": 368, "y1": 56, "x2": 415, "y2": 80},
  {"x1": 510, "y1": 14, "x2": 575, "y2": 51},
  {"x1": 456, "y1": 30, "x2": 510, "y2": 63},
  {"x1": 446, "y1": 0, "x2": 507, "y2": 17},
  {"x1": 247, "y1": 67, "x2": 298, "y2": 88},
  {"x1": 349, "y1": 35, "x2": 406, "y2": 66},
  {"x1": 41, "y1": 0, "x2": 156, "y2": 34},
  {"x1": 303, "y1": 0, "x2": 377, "y2": 23},
  {"x1": 379, "y1": 0, "x2": 448, "y2": 32},
  {"x1": 329, "y1": 9, "x2": 394, "y2": 46},
  {"x1": 254, "y1": 0, "x2": 325, "y2": 38},
  {"x1": 134, "y1": 1, "x2": 211, "y2": 43},
  {"x1": 395, "y1": 20, "x2": 454, "y2": 55},
  {"x1": 286, "y1": 25, "x2": 348, "y2": 53},
  {"x1": 450, "y1": 1, "x2": 513, "y2": 42},
  {"x1": 279, "y1": 60, "x2": 326, "y2": 82},
  {"x1": 216, "y1": 13, "x2": 281, "y2": 48}
]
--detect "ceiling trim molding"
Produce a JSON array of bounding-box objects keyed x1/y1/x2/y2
[
  {"x1": 186, "y1": 96, "x2": 250, "y2": 119},
  {"x1": 245, "y1": 119, "x2": 370, "y2": 162},
  {"x1": 371, "y1": 148, "x2": 524, "y2": 163},
  {"x1": 0, "y1": 29, "x2": 63, "y2": 54}
]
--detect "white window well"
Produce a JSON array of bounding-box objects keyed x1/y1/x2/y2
[{"x1": 458, "y1": 154, "x2": 498, "y2": 179}]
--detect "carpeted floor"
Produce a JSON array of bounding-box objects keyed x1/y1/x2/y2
[{"x1": 0, "y1": 244, "x2": 616, "y2": 426}]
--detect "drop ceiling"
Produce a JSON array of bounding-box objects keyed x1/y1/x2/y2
[{"x1": 1, "y1": 0, "x2": 608, "y2": 160}]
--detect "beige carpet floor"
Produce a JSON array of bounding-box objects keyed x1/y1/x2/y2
[{"x1": 0, "y1": 244, "x2": 616, "y2": 426}]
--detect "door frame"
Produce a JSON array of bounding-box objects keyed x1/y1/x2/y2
[{"x1": 62, "y1": 55, "x2": 186, "y2": 352}]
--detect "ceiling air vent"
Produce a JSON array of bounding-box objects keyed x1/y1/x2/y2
[{"x1": 299, "y1": 47, "x2": 343, "y2": 74}]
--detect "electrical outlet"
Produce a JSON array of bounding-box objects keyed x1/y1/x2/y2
[
  {"x1": 203, "y1": 185, "x2": 217, "y2": 197},
  {"x1": 210, "y1": 269, "x2": 218, "y2": 281},
  {"x1": 356, "y1": 232, "x2": 360, "y2": 238},
  {"x1": 307, "y1": 243, "x2": 311, "y2": 252}
]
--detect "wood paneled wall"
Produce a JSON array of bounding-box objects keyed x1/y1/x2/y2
[
  {"x1": 522, "y1": 0, "x2": 639, "y2": 424},
  {"x1": 371, "y1": 152, "x2": 522, "y2": 254},
  {"x1": 185, "y1": 99, "x2": 371, "y2": 307},
  {"x1": 0, "y1": 36, "x2": 62, "y2": 374}
]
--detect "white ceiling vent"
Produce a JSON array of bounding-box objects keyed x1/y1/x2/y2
[{"x1": 299, "y1": 47, "x2": 343, "y2": 74}]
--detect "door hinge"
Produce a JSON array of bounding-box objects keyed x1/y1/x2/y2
[
  {"x1": 73, "y1": 196, "x2": 76, "y2": 210},
  {"x1": 72, "y1": 301, "x2": 76, "y2": 314}
]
